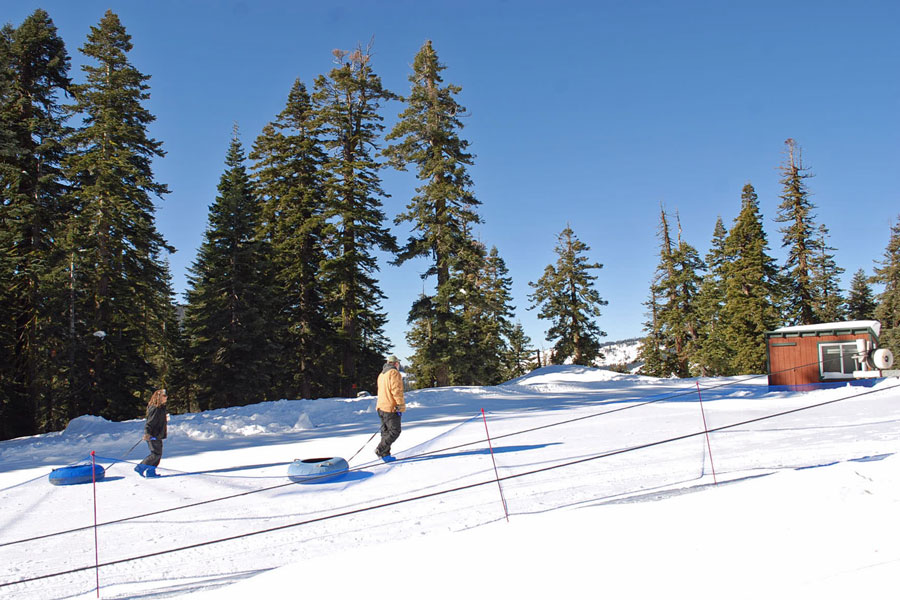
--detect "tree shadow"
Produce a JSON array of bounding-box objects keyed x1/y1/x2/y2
[
  {"x1": 397, "y1": 443, "x2": 561, "y2": 464},
  {"x1": 161, "y1": 462, "x2": 294, "y2": 478}
]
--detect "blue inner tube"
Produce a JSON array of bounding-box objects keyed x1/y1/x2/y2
[
  {"x1": 49, "y1": 463, "x2": 106, "y2": 486},
  {"x1": 288, "y1": 457, "x2": 349, "y2": 483}
]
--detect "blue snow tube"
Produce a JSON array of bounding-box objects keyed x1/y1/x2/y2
[
  {"x1": 49, "y1": 463, "x2": 106, "y2": 486},
  {"x1": 287, "y1": 457, "x2": 349, "y2": 484}
]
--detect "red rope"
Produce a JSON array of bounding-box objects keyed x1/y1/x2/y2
[
  {"x1": 481, "y1": 408, "x2": 509, "y2": 522},
  {"x1": 91, "y1": 451, "x2": 100, "y2": 597},
  {"x1": 696, "y1": 382, "x2": 718, "y2": 485}
]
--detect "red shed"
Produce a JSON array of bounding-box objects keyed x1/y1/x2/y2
[{"x1": 765, "y1": 320, "x2": 882, "y2": 387}]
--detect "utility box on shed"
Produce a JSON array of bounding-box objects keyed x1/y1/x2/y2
[{"x1": 765, "y1": 320, "x2": 888, "y2": 387}]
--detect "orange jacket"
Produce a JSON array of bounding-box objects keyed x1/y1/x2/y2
[{"x1": 377, "y1": 365, "x2": 405, "y2": 413}]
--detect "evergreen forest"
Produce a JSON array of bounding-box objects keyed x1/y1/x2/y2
[{"x1": 2, "y1": 9, "x2": 899, "y2": 440}]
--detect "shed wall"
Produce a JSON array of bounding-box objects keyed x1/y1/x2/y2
[{"x1": 767, "y1": 333, "x2": 869, "y2": 386}]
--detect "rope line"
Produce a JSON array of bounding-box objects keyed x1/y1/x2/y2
[
  {"x1": 0, "y1": 415, "x2": 481, "y2": 548},
  {"x1": 0, "y1": 363, "x2": 885, "y2": 547},
  {"x1": 2, "y1": 380, "x2": 897, "y2": 589},
  {"x1": 0, "y1": 385, "x2": 707, "y2": 547}
]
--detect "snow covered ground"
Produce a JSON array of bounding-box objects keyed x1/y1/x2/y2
[{"x1": 1, "y1": 366, "x2": 899, "y2": 599}]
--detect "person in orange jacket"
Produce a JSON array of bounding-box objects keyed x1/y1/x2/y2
[{"x1": 375, "y1": 355, "x2": 405, "y2": 459}]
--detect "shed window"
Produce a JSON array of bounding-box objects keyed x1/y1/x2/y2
[{"x1": 818, "y1": 342, "x2": 861, "y2": 379}]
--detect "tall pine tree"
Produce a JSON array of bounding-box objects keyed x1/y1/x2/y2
[
  {"x1": 694, "y1": 217, "x2": 731, "y2": 375},
  {"x1": 0, "y1": 10, "x2": 71, "y2": 437},
  {"x1": 650, "y1": 208, "x2": 704, "y2": 377},
  {"x1": 775, "y1": 138, "x2": 818, "y2": 325},
  {"x1": 384, "y1": 40, "x2": 481, "y2": 387},
  {"x1": 313, "y1": 44, "x2": 397, "y2": 396},
  {"x1": 63, "y1": 10, "x2": 174, "y2": 421},
  {"x1": 528, "y1": 226, "x2": 607, "y2": 366},
  {"x1": 250, "y1": 79, "x2": 332, "y2": 399},
  {"x1": 722, "y1": 183, "x2": 781, "y2": 374},
  {"x1": 182, "y1": 131, "x2": 274, "y2": 410}
]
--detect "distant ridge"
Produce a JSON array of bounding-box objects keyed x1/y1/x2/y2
[
  {"x1": 534, "y1": 337, "x2": 644, "y2": 371},
  {"x1": 596, "y1": 337, "x2": 643, "y2": 371}
]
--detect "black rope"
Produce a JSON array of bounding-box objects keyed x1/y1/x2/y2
[
  {"x1": 0, "y1": 382, "x2": 688, "y2": 548},
  {"x1": 0, "y1": 418, "x2": 476, "y2": 548},
  {"x1": 0, "y1": 360, "x2": 867, "y2": 548},
  {"x1": 103, "y1": 438, "x2": 144, "y2": 472},
  {"x1": 346, "y1": 430, "x2": 379, "y2": 464},
  {"x1": 3, "y1": 380, "x2": 897, "y2": 590},
  {"x1": 497, "y1": 380, "x2": 900, "y2": 484}
]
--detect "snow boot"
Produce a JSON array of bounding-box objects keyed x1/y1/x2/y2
[{"x1": 134, "y1": 464, "x2": 148, "y2": 477}]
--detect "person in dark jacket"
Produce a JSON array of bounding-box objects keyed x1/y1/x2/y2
[
  {"x1": 375, "y1": 355, "x2": 405, "y2": 459},
  {"x1": 135, "y1": 389, "x2": 168, "y2": 478}
]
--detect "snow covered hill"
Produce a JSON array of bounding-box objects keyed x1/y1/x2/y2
[
  {"x1": 1, "y1": 367, "x2": 899, "y2": 599},
  {"x1": 596, "y1": 337, "x2": 643, "y2": 370},
  {"x1": 536, "y1": 337, "x2": 644, "y2": 371}
]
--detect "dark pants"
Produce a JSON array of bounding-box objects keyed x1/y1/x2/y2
[
  {"x1": 376, "y1": 409, "x2": 401, "y2": 457},
  {"x1": 140, "y1": 438, "x2": 164, "y2": 467}
]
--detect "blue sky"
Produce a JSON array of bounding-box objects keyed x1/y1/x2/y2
[{"x1": 8, "y1": 1, "x2": 900, "y2": 362}]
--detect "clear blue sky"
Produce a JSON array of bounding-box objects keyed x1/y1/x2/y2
[{"x1": 8, "y1": 1, "x2": 900, "y2": 363}]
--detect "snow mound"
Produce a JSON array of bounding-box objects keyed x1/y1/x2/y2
[
  {"x1": 505, "y1": 365, "x2": 647, "y2": 390},
  {"x1": 62, "y1": 414, "x2": 114, "y2": 438},
  {"x1": 175, "y1": 400, "x2": 315, "y2": 440}
]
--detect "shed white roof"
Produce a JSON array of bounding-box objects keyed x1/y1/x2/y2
[{"x1": 769, "y1": 320, "x2": 881, "y2": 337}]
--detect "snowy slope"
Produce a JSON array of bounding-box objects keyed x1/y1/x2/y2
[
  {"x1": 1, "y1": 367, "x2": 899, "y2": 599},
  {"x1": 595, "y1": 337, "x2": 643, "y2": 369}
]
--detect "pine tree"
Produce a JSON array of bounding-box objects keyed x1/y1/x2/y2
[
  {"x1": 528, "y1": 226, "x2": 607, "y2": 366},
  {"x1": 313, "y1": 44, "x2": 397, "y2": 396},
  {"x1": 846, "y1": 268, "x2": 877, "y2": 320},
  {"x1": 62, "y1": 10, "x2": 173, "y2": 421},
  {"x1": 872, "y1": 218, "x2": 900, "y2": 356},
  {"x1": 642, "y1": 209, "x2": 678, "y2": 376},
  {"x1": 250, "y1": 79, "x2": 333, "y2": 399},
  {"x1": 722, "y1": 183, "x2": 781, "y2": 374},
  {"x1": 454, "y1": 243, "x2": 515, "y2": 385},
  {"x1": 480, "y1": 246, "x2": 516, "y2": 380},
  {"x1": 503, "y1": 322, "x2": 536, "y2": 380},
  {"x1": 637, "y1": 288, "x2": 675, "y2": 377},
  {"x1": 775, "y1": 138, "x2": 818, "y2": 325},
  {"x1": 150, "y1": 257, "x2": 182, "y2": 397},
  {"x1": 405, "y1": 298, "x2": 440, "y2": 389},
  {"x1": 651, "y1": 208, "x2": 704, "y2": 377},
  {"x1": 384, "y1": 40, "x2": 481, "y2": 387},
  {"x1": 447, "y1": 238, "x2": 488, "y2": 384},
  {"x1": 694, "y1": 217, "x2": 731, "y2": 375},
  {"x1": 182, "y1": 131, "x2": 274, "y2": 410},
  {"x1": 0, "y1": 10, "x2": 71, "y2": 438},
  {"x1": 810, "y1": 224, "x2": 846, "y2": 322}
]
